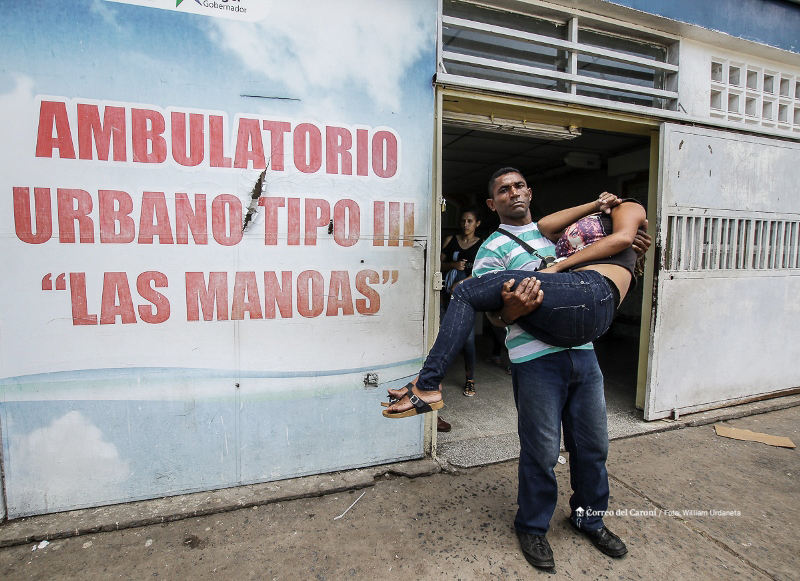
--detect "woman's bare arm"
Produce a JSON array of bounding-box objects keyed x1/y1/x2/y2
[
  {"x1": 537, "y1": 192, "x2": 621, "y2": 243},
  {"x1": 539, "y1": 202, "x2": 647, "y2": 273}
]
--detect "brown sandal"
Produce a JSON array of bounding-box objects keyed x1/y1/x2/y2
[{"x1": 463, "y1": 380, "x2": 475, "y2": 397}]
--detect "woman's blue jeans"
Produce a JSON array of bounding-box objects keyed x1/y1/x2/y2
[
  {"x1": 440, "y1": 301, "x2": 476, "y2": 381},
  {"x1": 418, "y1": 269, "x2": 616, "y2": 391}
]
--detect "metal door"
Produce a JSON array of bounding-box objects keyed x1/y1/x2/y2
[{"x1": 645, "y1": 123, "x2": 800, "y2": 420}]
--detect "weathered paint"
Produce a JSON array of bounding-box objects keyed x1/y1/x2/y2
[
  {"x1": 0, "y1": 0, "x2": 437, "y2": 517},
  {"x1": 646, "y1": 124, "x2": 800, "y2": 419}
]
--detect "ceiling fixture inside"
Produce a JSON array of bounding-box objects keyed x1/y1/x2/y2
[
  {"x1": 442, "y1": 111, "x2": 581, "y2": 140},
  {"x1": 564, "y1": 151, "x2": 601, "y2": 169}
]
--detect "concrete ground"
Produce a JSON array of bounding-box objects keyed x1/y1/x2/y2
[
  {"x1": 436, "y1": 334, "x2": 728, "y2": 467},
  {"x1": 1, "y1": 402, "x2": 797, "y2": 580}
]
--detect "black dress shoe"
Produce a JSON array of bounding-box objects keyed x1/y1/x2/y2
[
  {"x1": 437, "y1": 417, "x2": 451, "y2": 432},
  {"x1": 568, "y1": 518, "x2": 627, "y2": 557},
  {"x1": 516, "y1": 531, "x2": 555, "y2": 569}
]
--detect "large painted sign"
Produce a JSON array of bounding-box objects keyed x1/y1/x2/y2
[{"x1": 0, "y1": 0, "x2": 436, "y2": 517}]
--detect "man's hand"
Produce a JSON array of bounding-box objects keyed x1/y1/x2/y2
[
  {"x1": 498, "y1": 277, "x2": 543, "y2": 324},
  {"x1": 632, "y1": 219, "x2": 651, "y2": 257}
]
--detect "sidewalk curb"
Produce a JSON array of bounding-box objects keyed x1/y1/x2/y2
[
  {"x1": 2, "y1": 395, "x2": 797, "y2": 549},
  {"x1": 0, "y1": 459, "x2": 441, "y2": 548},
  {"x1": 611, "y1": 393, "x2": 800, "y2": 442}
]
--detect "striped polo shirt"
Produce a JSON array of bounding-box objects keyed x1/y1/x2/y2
[{"x1": 472, "y1": 222, "x2": 592, "y2": 363}]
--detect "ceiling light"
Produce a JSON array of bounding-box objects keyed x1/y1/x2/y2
[{"x1": 443, "y1": 111, "x2": 581, "y2": 140}]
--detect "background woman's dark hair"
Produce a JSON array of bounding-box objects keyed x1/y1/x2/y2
[{"x1": 461, "y1": 205, "x2": 483, "y2": 222}]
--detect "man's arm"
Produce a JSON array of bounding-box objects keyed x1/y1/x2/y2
[
  {"x1": 473, "y1": 233, "x2": 543, "y2": 327},
  {"x1": 537, "y1": 192, "x2": 621, "y2": 243},
  {"x1": 487, "y1": 277, "x2": 544, "y2": 327}
]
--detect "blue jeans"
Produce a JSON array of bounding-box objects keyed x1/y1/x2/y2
[
  {"x1": 418, "y1": 269, "x2": 616, "y2": 391},
  {"x1": 513, "y1": 349, "x2": 609, "y2": 534},
  {"x1": 440, "y1": 301, "x2": 475, "y2": 381}
]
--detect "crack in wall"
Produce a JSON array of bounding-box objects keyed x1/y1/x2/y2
[{"x1": 242, "y1": 166, "x2": 268, "y2": 233}]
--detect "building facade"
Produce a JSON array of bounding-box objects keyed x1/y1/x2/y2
[{"x1": 1, "y1": 0, "x2": 798, "y2": 519}]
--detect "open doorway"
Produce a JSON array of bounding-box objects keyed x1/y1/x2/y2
[{"x1": 436, "y1": 122, "x2": 655, "y2": 466}]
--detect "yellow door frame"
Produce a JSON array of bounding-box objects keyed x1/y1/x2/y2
[{"x1": 429, "y1": 87, "x2": 661, "y2": 431}]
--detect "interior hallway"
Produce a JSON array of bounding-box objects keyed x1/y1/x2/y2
[{"x1": 436, "y1": 333, "x2": 664, "y2": 468}]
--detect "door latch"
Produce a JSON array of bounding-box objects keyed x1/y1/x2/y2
[{"x1": 433, "y1": 271, "x2": 443, "y2": 291}]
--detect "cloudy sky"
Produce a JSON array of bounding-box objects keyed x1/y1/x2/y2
[{"x1": 1, "y1": 0, "x2": 436, "y2": 124}]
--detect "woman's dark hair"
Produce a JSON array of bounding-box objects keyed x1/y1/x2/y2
[{"x1": 461, "y1": 205, "x2": 482, "y2": 222}]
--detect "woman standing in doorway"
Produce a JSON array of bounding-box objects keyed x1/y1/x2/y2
[{"x1": 440, "y1": 207, "x2": 483, "y2": 398}]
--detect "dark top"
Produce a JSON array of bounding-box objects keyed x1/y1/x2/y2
[
  {"x1": 554, "y1": 198, "x2": 643, "y2": 279},
  {"x1": 442, "y1": 235, "x2": 482, "y2": 277}
]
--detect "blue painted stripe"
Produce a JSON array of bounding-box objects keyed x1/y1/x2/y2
[
  {"x1": 0, "y1": 359, "x2": 424, "y2": 385},
  {"x1": 607, "y1": 0, "x2": 799, "y2": 53}
]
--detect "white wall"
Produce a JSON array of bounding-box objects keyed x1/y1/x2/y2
[
  {"x1": 646, "y1": 124, "x2": 800, "y2": 419},
  {"x1": 678, "y1": 39, "x2": 800, "y2": 136}
]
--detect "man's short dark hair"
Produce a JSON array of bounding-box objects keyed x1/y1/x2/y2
[{"x1": 487, "y1": 167, "x2": 524, "y2": 197}]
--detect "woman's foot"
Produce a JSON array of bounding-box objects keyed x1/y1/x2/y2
[
  {"x1": 463, "y1": 380, "x2": 475, "y2": 397},
  {"x1": 384, "y1": 378, "x2": 443, "y2": 415}
]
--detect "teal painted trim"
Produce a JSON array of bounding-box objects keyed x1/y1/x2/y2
[{"x1": 0, "y1": 359, "x2": 425, "y2": 385}]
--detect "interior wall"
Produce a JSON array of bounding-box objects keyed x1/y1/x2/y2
[{"x1": 527, "y1": 171, "x2": 626, "y2": 218}]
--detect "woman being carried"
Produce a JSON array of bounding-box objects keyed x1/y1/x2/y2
[{"x1": 383, "y1": 168, "x2": 647, "y2": 417}]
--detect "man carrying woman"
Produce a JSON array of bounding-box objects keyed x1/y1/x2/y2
[{"x1": 383, "y1": 167, "x2": 651, "y2": 571}]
